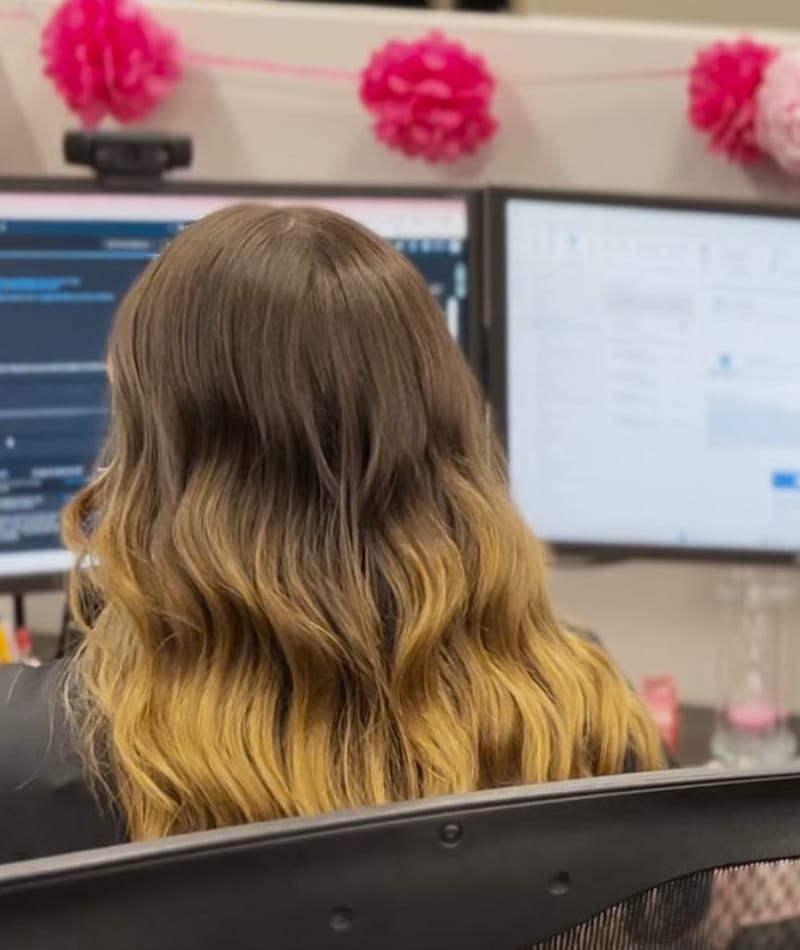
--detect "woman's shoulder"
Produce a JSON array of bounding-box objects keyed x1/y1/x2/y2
[
  {"x1": 0, "y1": 654, "x2": 65, "y2": 709},
  {"x1": 0, "y1": 660, "x2": 69, "y2": 769},
  {"x1": 0, "y1": 660, "x2": 124, "y2": 863}
]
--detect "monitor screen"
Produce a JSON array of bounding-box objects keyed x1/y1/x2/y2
[
  {"x1": 0, "y1": 187, "x2": 474, "y2": 580},
  {"x1": 499, "y1": 193, "x2": 800, "y2": 560}
]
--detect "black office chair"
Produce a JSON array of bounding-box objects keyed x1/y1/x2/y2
[{"x1": 2, "y1": 766, "x2": 800, "y2": 949}]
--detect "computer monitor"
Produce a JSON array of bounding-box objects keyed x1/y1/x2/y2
[
  {"x1": 490, "y1": 189, "x2": 800, "y2": 563},
  {"x1": 0, "y1": 181, "x2": 481, "y2": 587}
]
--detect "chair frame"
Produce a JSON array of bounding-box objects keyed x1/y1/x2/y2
[{"x1": 2, "y1": 766, "x2": 800, "y2": 949}]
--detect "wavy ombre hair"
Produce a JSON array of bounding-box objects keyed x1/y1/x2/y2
[{"x1": 64, "y1": 204, "x2": 662, "y2": 841}]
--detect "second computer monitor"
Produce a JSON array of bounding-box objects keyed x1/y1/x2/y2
[
  {"x1": 0, "y1": 182, "x2": 480, "y2": 583},
  {"x1": 492, "y1": 189, "x2": 800, "y2": 562}
]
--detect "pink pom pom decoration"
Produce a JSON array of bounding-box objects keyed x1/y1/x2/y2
[
  {"x1": 688, "y1": 39, "x2": 776, "y2": 164},
  {"x1": 756, "y1": 50, "x2": 800, "y2": 178},
  {"x1": 42, "y1": 0, "x2": 182, "y2": 128},
  {"x1": 360, "y1": 31, "x2": 497, "y2": 163}
]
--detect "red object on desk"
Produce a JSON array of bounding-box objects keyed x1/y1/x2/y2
[
  {"x1": 14, "y1": 627, "x2": 39, "y2": 666},
  {"x1": 15, "y1": 626, "x2": 31, "y2": 658},
  {"x1": 641, "y1": 675, "x2": 679, "y2": 757}
]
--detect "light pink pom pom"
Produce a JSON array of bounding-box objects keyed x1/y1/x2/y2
[
  {"x1": 757, "y1": 50, "x2": 800, "y2": 177},
  {"x1": 42, "y1": 0, "x2": 182, "y2": 127},
  {"x1": 360, "y1": 31, "x2": 498, "y2": 164}
]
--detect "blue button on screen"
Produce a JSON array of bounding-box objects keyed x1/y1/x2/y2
[{"x1": 772, "y1": 472, "x2": 800, "y2": 490}]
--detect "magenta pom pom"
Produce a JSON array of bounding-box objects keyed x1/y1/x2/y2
[
  {"x1": 756, "y1": 50, "x2": 800, "y2": 178},
  {"x1": 42, "y1": 0, "x2": 182, "y2": 128},
  {"x1": 360, "y1": 31, "x2": 498, "y2": 164},
  {"x1": 688, "y1": 39, "x2": 776, "y2": 164}
]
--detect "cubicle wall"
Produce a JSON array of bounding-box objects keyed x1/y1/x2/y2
[
  {"x1": 514, "y1": 0, "x2": 800, "y2": 29},
  {"x1": 2, "y1": 1, "x2": 800, "y2": 201},
  {"x1": 2, "y1": 0, "x2": 800, "y2": 709}
]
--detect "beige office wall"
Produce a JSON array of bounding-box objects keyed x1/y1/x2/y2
[{"x1": 513, "y1": 0, "x2": 800, "y2": 29}]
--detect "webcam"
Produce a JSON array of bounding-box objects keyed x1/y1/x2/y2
[{"x1": 63, "y1": 131, "x2": 193, "y2": 189}]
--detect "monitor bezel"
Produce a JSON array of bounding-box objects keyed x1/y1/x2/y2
[
  {"x1": 488, "y1": 186, "x2": 800, "y2": 566},
  {"x1": 0, "y1": 176, "x2": 484, "y2": 591}
]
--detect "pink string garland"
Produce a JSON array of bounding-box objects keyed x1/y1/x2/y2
[
  {"x1": 0, "y1": 1, "x2": 686, "y2": 163},
  {"x1": 6, "y1": 4, "x2": 799, "y2": 176},
  {"x1": 186, "y1": 51, "x2": 686, "y2": 90},
  {"x1": 185, "y1": 52, "x2": 686, "y2": 89},
  {"x1": 184, "y1": 50, "x2": 358, "y2": 84},
  {"x1": 0, "y1": 5, "x2": 686, "y2": 90}
]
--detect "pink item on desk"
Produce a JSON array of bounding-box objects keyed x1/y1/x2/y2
[
  {"x1": 726, "y1": 702, "x2": 781, "y2": 733},
  {"x1": 641, "y1": 675, "x2": 679, "y2": 757}
]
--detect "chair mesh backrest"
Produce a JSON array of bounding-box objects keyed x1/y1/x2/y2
[{"x1": 532, "y1": 859, "x2": 800, "y2": 950}]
